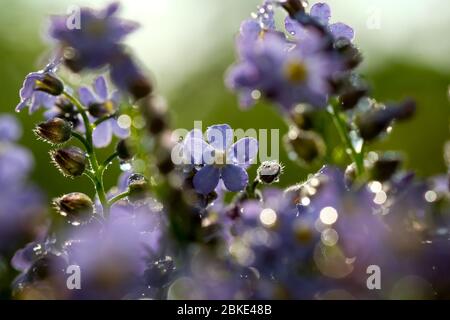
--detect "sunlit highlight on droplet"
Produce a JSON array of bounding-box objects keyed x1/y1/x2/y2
[{"x1": 320, "y1": 207, "x2": 338, "y2": 225}]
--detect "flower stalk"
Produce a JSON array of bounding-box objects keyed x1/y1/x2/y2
[
  {"x1": 328, "y1": 100, "x2": 365, "y2": 176},
  {"x1": 63, "y1": 91, "x2": 110, "y2": 216}
]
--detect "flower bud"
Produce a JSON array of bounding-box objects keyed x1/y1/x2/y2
[
  {"x1": 257, "y1": 160, "x2": 283, "y2": 184},
  {"x1": 50, "y1": 146, "x2": 86, "y2": 177},
  {"x1": 35, "y1": 74, "x2": 64, "y2": 96},
  {"x1": 356, "y1": 99, "x2": 416, "y2": 141},
  {"x1": 116, "y1": 139, "x2": 134, "y2": 161},
  {"x1": 338, "y1": 75, "x2": 369, "y2": 110},
  {"x1": 334, "y1": 38, "x2": 363, "y2": 69},
  {"x1": 138, "y1": 96, "x2": 169, "y2": 135},
  {"x1": 290, "y1": 105, "x2": 318, "y2": 131},
  {"x1": 284, "y1": 128, "x2": 326, "y2": 165},
  {"x1": 34, "y1": 118, "x2": 72, "y2": 144},
  {"x1": 280, "y1": 0, "x2": 306, "y2": 16},
  {"x1": 53, "y1": 192, "x2": 94, "y2": 225},
  {"x1": 367, "y1": 152, "x2": 403, "y2": 182},
  {"x1": 54, "y1": 97, "x2": 80, "y2": 128},
  {"x1": 127, "y1": 173, "x2": 149, "y2": 203}
]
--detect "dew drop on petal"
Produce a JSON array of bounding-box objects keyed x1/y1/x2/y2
[{"x1": 120, "y1": 161, "x2": 132, "y2": 171}]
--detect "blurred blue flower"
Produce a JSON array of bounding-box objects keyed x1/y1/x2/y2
[
  {"x1": 0, "y1": 115, "x2": 44, "y2": 256},
  {"x1": 285, "y1": 2, "x2": 355, "y2": 42},
  {"x1": 78, "y1": 75, "x2": 129, "y2": 148},
  {"x1": 49, "y1": 2, "x2": 139, "y2": 71},
  {"x1": 227, "y1": 29, "x2": 339, "y2": 110},
  {"x1": 184, "y1": 124, "x2": 258, "y2": 194},
  {"x1": 0, "y1": 114, "x2": 22, "y2": 142}
]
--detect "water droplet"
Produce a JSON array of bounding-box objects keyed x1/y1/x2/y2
[{"x1": 120, "y1": 161, "x2": 132, "y2": 171}]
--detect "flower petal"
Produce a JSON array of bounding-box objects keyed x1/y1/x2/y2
[
  {"x1": 78, "y1": 87, "x2": 96, "y2": 106},
  {"x1": 240, "y1": 19, "x2": 261, "y2": 41},
  {"x1": 227, "y1": 137, "x2": 258, "y2": 166},
  {"x1": 285, "y1": 17, "x2": 308, "y2": 40},
  {"x1": 0, "y1": 115, "x2": 22, "y2": 142},
  {"x1": 94, "y1": 76, "x2": 108, "y2": 100},
  {"x1": 184, "y1": 137, "x2": 215, "y2": 165},
  {"x1": 111, "y1": 118, "x2": 130, "y2": 139},
  {"x1": 221, "y1": 165, "x2": 249, "y2": 192},
  {"x1": 193, "y1": 165, "x2": 220, "y2": 195},
  {"x1": 310, "y1": 3, "x2": 331, "y2": 25},
  {"x1": 93, "y1": 120, "x2": 113, "y2": 148},
  {"x1": 206, "y1": 124, "x2": 233, "y2": 151},
  {"x1": 329, "y1": 22, "x2": 355, "y2": 41}
]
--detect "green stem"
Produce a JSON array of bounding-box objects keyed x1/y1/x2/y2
[
  {"x1": 71, "y1": 131, "x2": 90, "y2": 150},
  {"x1": 63, "y1": 91, "x2": 110, "y2": 216},
  {"x1": 329, "y1": 102, "x2": 364, "y2": 175},
  {"x1": 108, "y1": 191, "x2": 130, "y2": 206},
  {"x1": 102, "y1": 152, "x2": 119, "y2": 170}
]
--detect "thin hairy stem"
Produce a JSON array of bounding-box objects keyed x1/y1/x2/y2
[
  {"x1": 328, "y1": 102, "x2": 364, "y2": 176},
  {"x1": 63, "y1": 91, "x2": 110, "y2": 216}
]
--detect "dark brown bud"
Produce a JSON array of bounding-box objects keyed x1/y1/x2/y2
[
  {"x1": 53, "y1": 192, "x2": 94, "y2": 225},
  {"x1": 284, "y1": 128, "x2": 326, "y2": 165},
  {"x1": 116, "y1": 139, "x2": 134, "y2": 161},
  {"x1": 356, "y1": 99, "x2": 416, "y2": 141},
  {"x1": 257, "y1": 160, "x2": 283, "y2": 184},
  {"x1": 50, "y1": 146, "x2": 86, "y2": 177},
  {"x1": 34, "y1": 118, "x2": 72, "y2": 144},
  {"x1": 367, "y1": 152, "x2": 403, "y2": 182},
  {"x1": 127, "y1": 173, "x2": 149, "y2": 203},
  {"x1": 35, "y1": 74, "x2": 64, "y2": 96}
]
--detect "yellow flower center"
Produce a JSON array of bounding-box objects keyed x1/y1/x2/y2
[
  {"x1": 213, "y1": 150, "x2": 227, "y2": 167},
  {"x1": 284, "y1": 60, "x2": 308, "y2": 83},
  {"x1": 103, "y1": 100, "x2": 115, "y2": 114}
]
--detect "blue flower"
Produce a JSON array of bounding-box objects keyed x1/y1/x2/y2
[
  {"x1": 49, "y1": 2, "x2": 139, "y2": 71},
  {"x1": 227, "y1": 30, "x2": 339, "y2": 110},
  {"x1": 0, "y1": 115, "x2": 44, "y2": 256},
  {"x1": 185, "y1": 124, "x2": 258, "y2": 195},
  {"x1": 78, "y1": 75, "x2": 129, "y2": 148},
  {"x1": 15, "y1": 62, "x2": 60, "y2": 114},
  {"x1": 0, "y1": 114, "x2": 22, "y2": 142},
  {"x1": 285, "y1": 2, "x2": 355, "y2": 42}
]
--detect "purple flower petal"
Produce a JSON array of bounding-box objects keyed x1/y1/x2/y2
[
  {"x1": 310, "y1": 3, "x2": 331, "y2": 25},
  {"x1": 193, "y1": 165, "x2": 220, "y2": 195},
  {"x1": 78, "y1": 86, "x2": 96, "y2": 106},
  {"x1": 221, "y1": 165, "x2": 249, "y2": 192},
  {"x1": 184, "y1": 138, "x2": 214, "y2": 165},
  {"x1": 206, "y1": 124, "x2": 233, "y2": 151},
  {"x1": 227, "y1": 137, "x2": 258, "y2": 166},
  {"x1": 110, "y1": 90, "x2": 122, "y2": 105},
  {"x1": 240, "y1": 19, "x2": 261, "y2": 41},
  {"x1": 92, "y1": 120, "x2": 113, "y2": 148},
  {"x1": 111, "y1": 118, "x2": 130, "y2": 139},
  {"x1": 285, "y1": 17, "x2": 308, "y2": 40},
  {"x1": 94, "y1": 76, "x2": 108, "y2": 100},
  {"x1": 329, "y1": 22, "x2": 355, "y2": 41},
  {"x1": 104, "y1": 2, "x2": 120, "y2": 17},
  {"x1": 0, "y1": 114, "x2": 22, "y2": 142}
]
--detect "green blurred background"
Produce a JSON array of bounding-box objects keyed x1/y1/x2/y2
[{"x1": 0, "y1": 0, "x2": 449, "y2": 201}]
